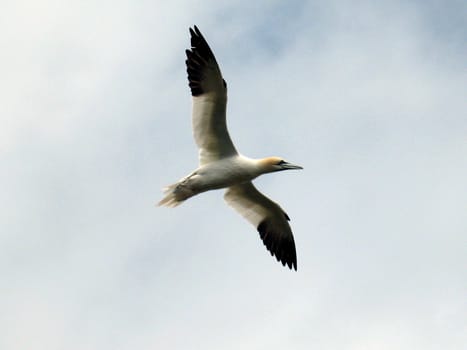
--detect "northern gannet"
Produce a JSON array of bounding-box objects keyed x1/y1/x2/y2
[{"x1": 158, "y1": 26, "x2": 303, "y2": 270}]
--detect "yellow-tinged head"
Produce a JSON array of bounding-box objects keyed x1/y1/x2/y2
[{"x1": 258, "y1": 157, "x2": 303, "y2": 174}]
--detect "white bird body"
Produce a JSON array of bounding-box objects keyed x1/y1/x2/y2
[
  {"x1": 196, "y1": 155, "x2": 262, "y2": 187},
  {"x1": 158, "y1": 26, "x2": 302, "y2": 270},
  {"x1": 159, "y1": 155, "x2": 291, "y2": 206}
]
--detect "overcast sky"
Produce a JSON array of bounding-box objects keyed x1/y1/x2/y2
[{"x1": 1, "y1": 0, "x2": 466, "y2": 349}]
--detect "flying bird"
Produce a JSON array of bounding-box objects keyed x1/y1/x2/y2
[{"x1": 158, "y1": 26, "x2": 302, "y2": 270}]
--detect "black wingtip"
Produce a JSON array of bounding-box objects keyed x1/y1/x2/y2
[
  {"x1": 185, "y1": 25, "x2": 220, "y2": 96},
  {"x1": 257, "y1": 220, "x2": 298, "y2": 271},
  {"x1": 189, "y1": 26, "x2": 196, "y2": 36}
]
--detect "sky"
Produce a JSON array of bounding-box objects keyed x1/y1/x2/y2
[{"x1": 1, "y1": 0, "x2": 466, "y2": 349}]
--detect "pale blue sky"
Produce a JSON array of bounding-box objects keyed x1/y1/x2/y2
[{"x1": 1, "y1": 1, "x2": 466, "y2": 349}]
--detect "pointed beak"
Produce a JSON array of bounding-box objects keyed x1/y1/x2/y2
[{"x1": 282, "y1": 162, "x2": 303, "y2": 170}]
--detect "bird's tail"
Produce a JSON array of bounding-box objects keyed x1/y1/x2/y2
[{"x1": 157, "y1": 182, "x2": 194, "y2": 207}]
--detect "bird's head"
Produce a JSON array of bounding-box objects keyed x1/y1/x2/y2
[{"x1": 258, "y1": 157, "x2": 303, "y2": 174}]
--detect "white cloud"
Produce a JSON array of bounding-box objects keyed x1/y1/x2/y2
[{"x1": 0, "y1": 0, "x2": 465, "y2": 349}]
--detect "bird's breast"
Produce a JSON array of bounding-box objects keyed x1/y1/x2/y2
[{"x1": 196, "y1": 158, "x2": 257, "y2": 190}]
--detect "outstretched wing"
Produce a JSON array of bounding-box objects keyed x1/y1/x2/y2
[
  {"x1": 224, "y1": 182, "x2": 297, "y2": 270},
  {"x1": 185, "y1": 26, "x2": 237, "y2": 165}
]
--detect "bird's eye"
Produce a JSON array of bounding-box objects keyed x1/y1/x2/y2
[{"x1": 277, "y1": 160, "x2": 286, "y2": 166}]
